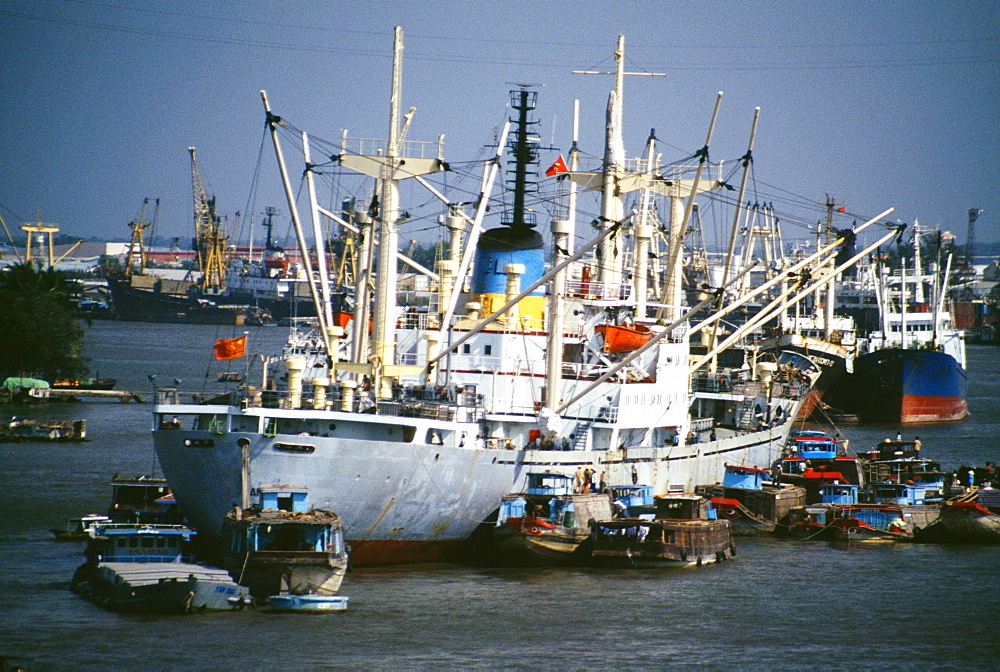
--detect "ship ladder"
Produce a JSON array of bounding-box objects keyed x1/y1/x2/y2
[
  {"x1": 735, "y1": 400, "x2": 756, "y2": 430},
  {"x1": 572, "y1": 420, "x2": 593, "y2": 451}
]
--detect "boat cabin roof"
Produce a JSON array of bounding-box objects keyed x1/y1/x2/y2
[
  {"x1": 93, "y1": 523, "x2": 195, "y2": 538},
  {"x1": 792, "y1": 430, "x2": 828, "y2": 439},
  {"x1": 725, "y1": 464, "x2": 771, "y2": 476},
  {"x1": 228, "y1": 507, "x2": 341, "y2": 525}
]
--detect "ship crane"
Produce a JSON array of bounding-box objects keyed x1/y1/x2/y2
[
  {"x1": 189, "y1": 146, "x2": 229, "y2": 291},
  {"x1": 124, "y1": 197, "x2": 159, "y2": 277}
]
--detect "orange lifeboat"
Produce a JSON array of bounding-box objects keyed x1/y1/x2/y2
[
  {"x1": 332, "y1": 312, "x2": 353, "y2": 329},
  {"x1": 595, "y1": 323, "x2": 652, "y2": 353}
]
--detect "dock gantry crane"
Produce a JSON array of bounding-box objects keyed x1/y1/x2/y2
[
  {"x1": 124, "y1": 197, "x2": 159, "y2": 277},
  {"x1": 189, "y1": 146, "x2": 231, "y2": 291}
]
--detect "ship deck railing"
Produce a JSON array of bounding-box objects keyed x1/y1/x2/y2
[
  {"x1": 205, "y1": 385, "x2": 488, "y2": 423},
  {"x1": 690, "y1": 372, "x2": 809, "y2": 400},
  {"x1": 95, "y1": 553, "x2": 194, "y2": 563},
  {"x1": 339, "y1": 134, "x2": 444, "y2": 160},
  {"x1": 564, "y1": 279, "x2": 632, "y2": 302},
  {"x1": 571, "y1": 156, "x2": 725, "y2": 181}
]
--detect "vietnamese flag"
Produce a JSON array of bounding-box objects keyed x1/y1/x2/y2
[
  {"x1": 214, "y1": 335, "x2": 247, "y2": 360},
  {"x1": 545, "y1": 154, "x2": 568, "y2": 176},
  {"x1": 837, "y1": 206, "x2": 847, "y2": 213}
]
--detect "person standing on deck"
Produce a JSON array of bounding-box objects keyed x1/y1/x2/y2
[{"x1": 574, "y1": 466, "x2": 586, "y2": 494}]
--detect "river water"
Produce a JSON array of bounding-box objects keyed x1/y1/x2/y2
[{"x1": 1, "y1": 320, "x2": 998, "y2": 670}]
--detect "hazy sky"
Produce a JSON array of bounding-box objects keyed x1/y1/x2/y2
[{"x1": 2, "y1": 0, "x2": 998, "y2": 254}]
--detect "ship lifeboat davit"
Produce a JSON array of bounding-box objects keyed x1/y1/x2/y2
[{"x1": 595, "y1": 323, "x2": 652, "y2": 353}]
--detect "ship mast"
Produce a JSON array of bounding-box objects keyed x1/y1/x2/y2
[
  {"x1": 335, "y1": 27, "x2": 447, "y2": 398},
  {"x1": 569, "y1": 36, "x2": 725, "y2": 322},
  {"x1": 572, "y1": 35, "x2": 663, "y2": 287},
  {"x1": 544, "y1": 101, "x2": 580, "y2": 411}
]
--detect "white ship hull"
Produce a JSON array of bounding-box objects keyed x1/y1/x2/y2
[{"x1": 153, "y1": 400, "x2": 799, "y2": 566}]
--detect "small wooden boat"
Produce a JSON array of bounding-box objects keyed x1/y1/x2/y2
[
  {"x1": 595, "y1": 323, "x2": 652, "y2": 353},
  {"x1": 267, "y1": 594, "x2": 349, "y2": 613},
  {"x1": 220, "y1": 486, "x2": 349, "y2": 599},
  {"x1": 697, "y1": 464, "x2": 806, "y2": 536},
  {"x1": 915, "y1": 501, "x2": 1000, "y2": 544},
  {"x1": 52, "y1": 378, "x2": 117, "y2": 391},
  {"x1": 590, "y1": 494, "x2": 735, "y2": 567},
  {"x1": 493, "y1": 473, "x2": 614, "y2": 566},
  {"x1": 70, "y1": 523, "x2": 250, "y2": 613},
  {"x1": 50, "y1": 514, "x2": 112, "y2": 541},
  {"x1": 0, "y1": 418, "x2": 87, "y2": 442}
]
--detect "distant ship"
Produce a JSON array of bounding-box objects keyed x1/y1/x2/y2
[
  {"x1": 824, "y1": 230, "x2": 967, "y2": 423},
  {"x1": 106, "y1": 158, "x2": 324, "y2": 325}
]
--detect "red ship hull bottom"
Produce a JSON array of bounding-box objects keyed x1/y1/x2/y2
[
  {"x1": 899, "y1": 395, "x2": 968, "y2": 424},
  {"x1": 348, "y1": 538, "x2": 466, "y2": 567}
]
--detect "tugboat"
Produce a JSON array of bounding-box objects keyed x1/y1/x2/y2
[
  {"x1": 106, "y1": 474, "x2": 183, "y2": 525},
  {"x1": 776, "y1": 430, "x2": 861, "y2": 504},
  {"x1": 589, "y1": 493, "x2": 735, "y2": 567},
  {"x1": 71, "y1": 523, "x2": 249, "y2": 613}
]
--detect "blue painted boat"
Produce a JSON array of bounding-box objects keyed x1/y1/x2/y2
[
  {"x1": 267, "y1": 594, "x2": 349, "y2": 612},
  {"x1": 698, "y1": 464, "x2": 806, "y2": 536},
  {"x1": 493, "y1": 473, "x2": 614, "y2": 565},
  {"x1": 71, "y1": 523, "x2": 250, "y2": 613},
  {"x1": 220, "y1": 486, "x2": 349, "y2": 598}
]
